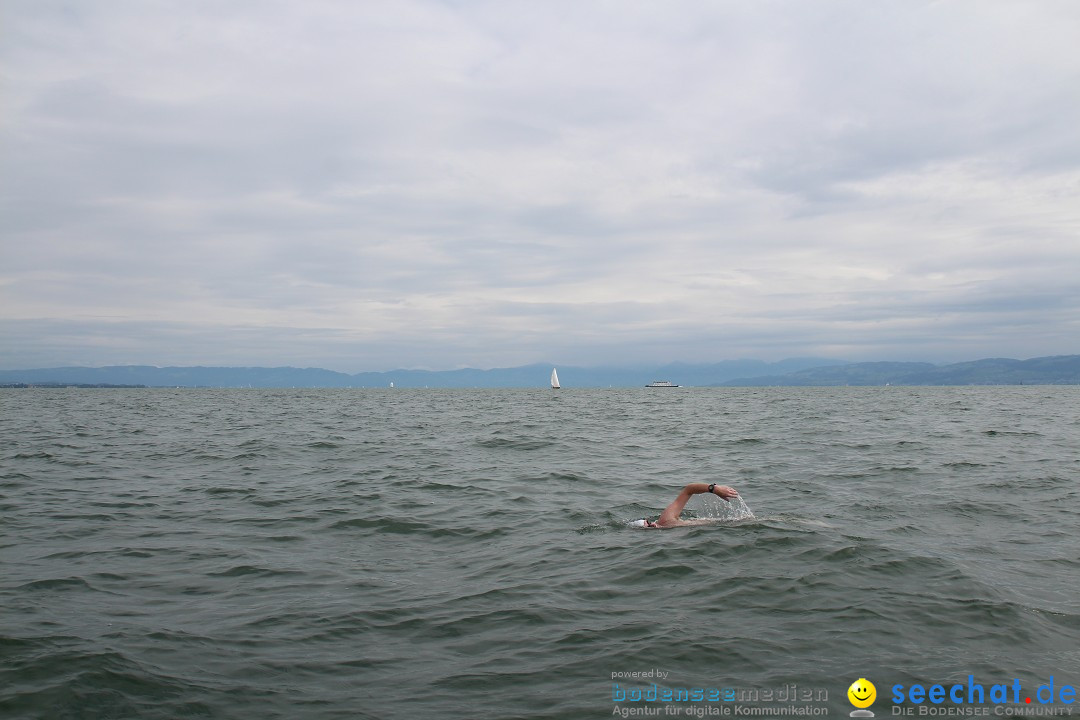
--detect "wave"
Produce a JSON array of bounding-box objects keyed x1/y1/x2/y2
[{"x1": 475, "y1": 436, "x2": 555, "y2": 450}]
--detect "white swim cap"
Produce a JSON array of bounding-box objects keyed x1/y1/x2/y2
[{"x1": 629, "y1": 519, "x2": 648, "y2": 528}]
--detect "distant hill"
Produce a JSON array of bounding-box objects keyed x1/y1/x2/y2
[
  {"x1": 3, "y1": 355, "x2": 1078, "y2": 388},
  {"x1": 0, "y1": 365, "x2": 356, "y2": 388},
  {"x1": 0, "y1": 358, "x2": 843, "y2": 388},
  {"x1": 719, "y1": 355, "x2": 1080, "y2": 386}
]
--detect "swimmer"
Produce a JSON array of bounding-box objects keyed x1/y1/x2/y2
[{"x1": 632, "y1": 483, "x2": 739, "y2": 528}]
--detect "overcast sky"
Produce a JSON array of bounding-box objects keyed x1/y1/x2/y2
[{"x1": 2, "y1": 1, "x2": 1079, "y2": 371}]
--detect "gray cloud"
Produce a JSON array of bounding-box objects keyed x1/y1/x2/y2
[{"x1": 2, "y1": 0, "x2": 1079, "y2": 370}]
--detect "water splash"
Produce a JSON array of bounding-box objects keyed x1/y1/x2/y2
[{"x1": 694, "y1": 493, "x2": 755, "y2": 522}]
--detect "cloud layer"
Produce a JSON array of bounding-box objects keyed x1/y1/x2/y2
[{"x1": 3, "y1": 0, "x2": 1079, "y2": 370}]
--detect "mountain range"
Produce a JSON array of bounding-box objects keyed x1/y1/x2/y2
[
  {"x1": 2, "y1": 355, "x2": 1079, "y2": 388},
  {"x1": 718, "y1": 355, "x2": 1080, "y2": 386}
]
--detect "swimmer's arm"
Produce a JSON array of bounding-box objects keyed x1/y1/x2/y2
[
  {"x1": 656, "y1": 483, "x2": 739, "y2": 526},
  {"x1": 681, "y1": 483, "x2": 739, "y2": 500}
]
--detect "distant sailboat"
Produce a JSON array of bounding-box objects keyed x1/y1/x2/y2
[{"x1": 550, "y1": 368, "x2": 560, "y2": 389}]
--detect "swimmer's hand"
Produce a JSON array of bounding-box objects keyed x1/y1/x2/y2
[{"x1": 710, "y1": 485, "x2": 738, "y2": 501}]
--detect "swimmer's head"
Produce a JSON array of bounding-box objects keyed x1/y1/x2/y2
[{"x1": 630, "y1": 518, "x2": 661, "y2": 528}]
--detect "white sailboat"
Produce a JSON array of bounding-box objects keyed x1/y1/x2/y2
[{"x1": 550, "y1": 368, "x2": 560, "y2": 389}]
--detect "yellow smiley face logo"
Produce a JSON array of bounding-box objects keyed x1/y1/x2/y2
[{"x1": 848, "y1": 678, "x2": 876, "y2": 709}]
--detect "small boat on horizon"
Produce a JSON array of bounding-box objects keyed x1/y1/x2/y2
[
  {"x1": 645, "y1": 380, "x2": 679, "y2": 388},
  {"x1": 551, "y1": 368, "x2": 560, "y2": 389}
]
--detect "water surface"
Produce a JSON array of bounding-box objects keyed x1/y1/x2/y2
[{"x1": 2, "y1": 387, "x2": 1078, "y2": 719}]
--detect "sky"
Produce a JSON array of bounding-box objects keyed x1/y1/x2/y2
[{"x1": 2, "y1": 0, "x2": 1079, "y2": 372}]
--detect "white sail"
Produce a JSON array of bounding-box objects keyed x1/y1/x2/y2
[{"x1": 550, "y1": 368, "x2": 560, "y2": 389}]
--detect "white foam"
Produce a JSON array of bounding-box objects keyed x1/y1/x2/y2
[{"x1": 696, "y1": 494, "x2": 756, "y2": 521}]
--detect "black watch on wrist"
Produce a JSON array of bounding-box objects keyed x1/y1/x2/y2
[{"x1": 708, "y1": 483, "x2": 716, "y2": 493}]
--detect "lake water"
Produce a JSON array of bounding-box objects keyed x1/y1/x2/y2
[{"x1": 2, "y1": 387, "x2": 1078, "y2": 719}]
